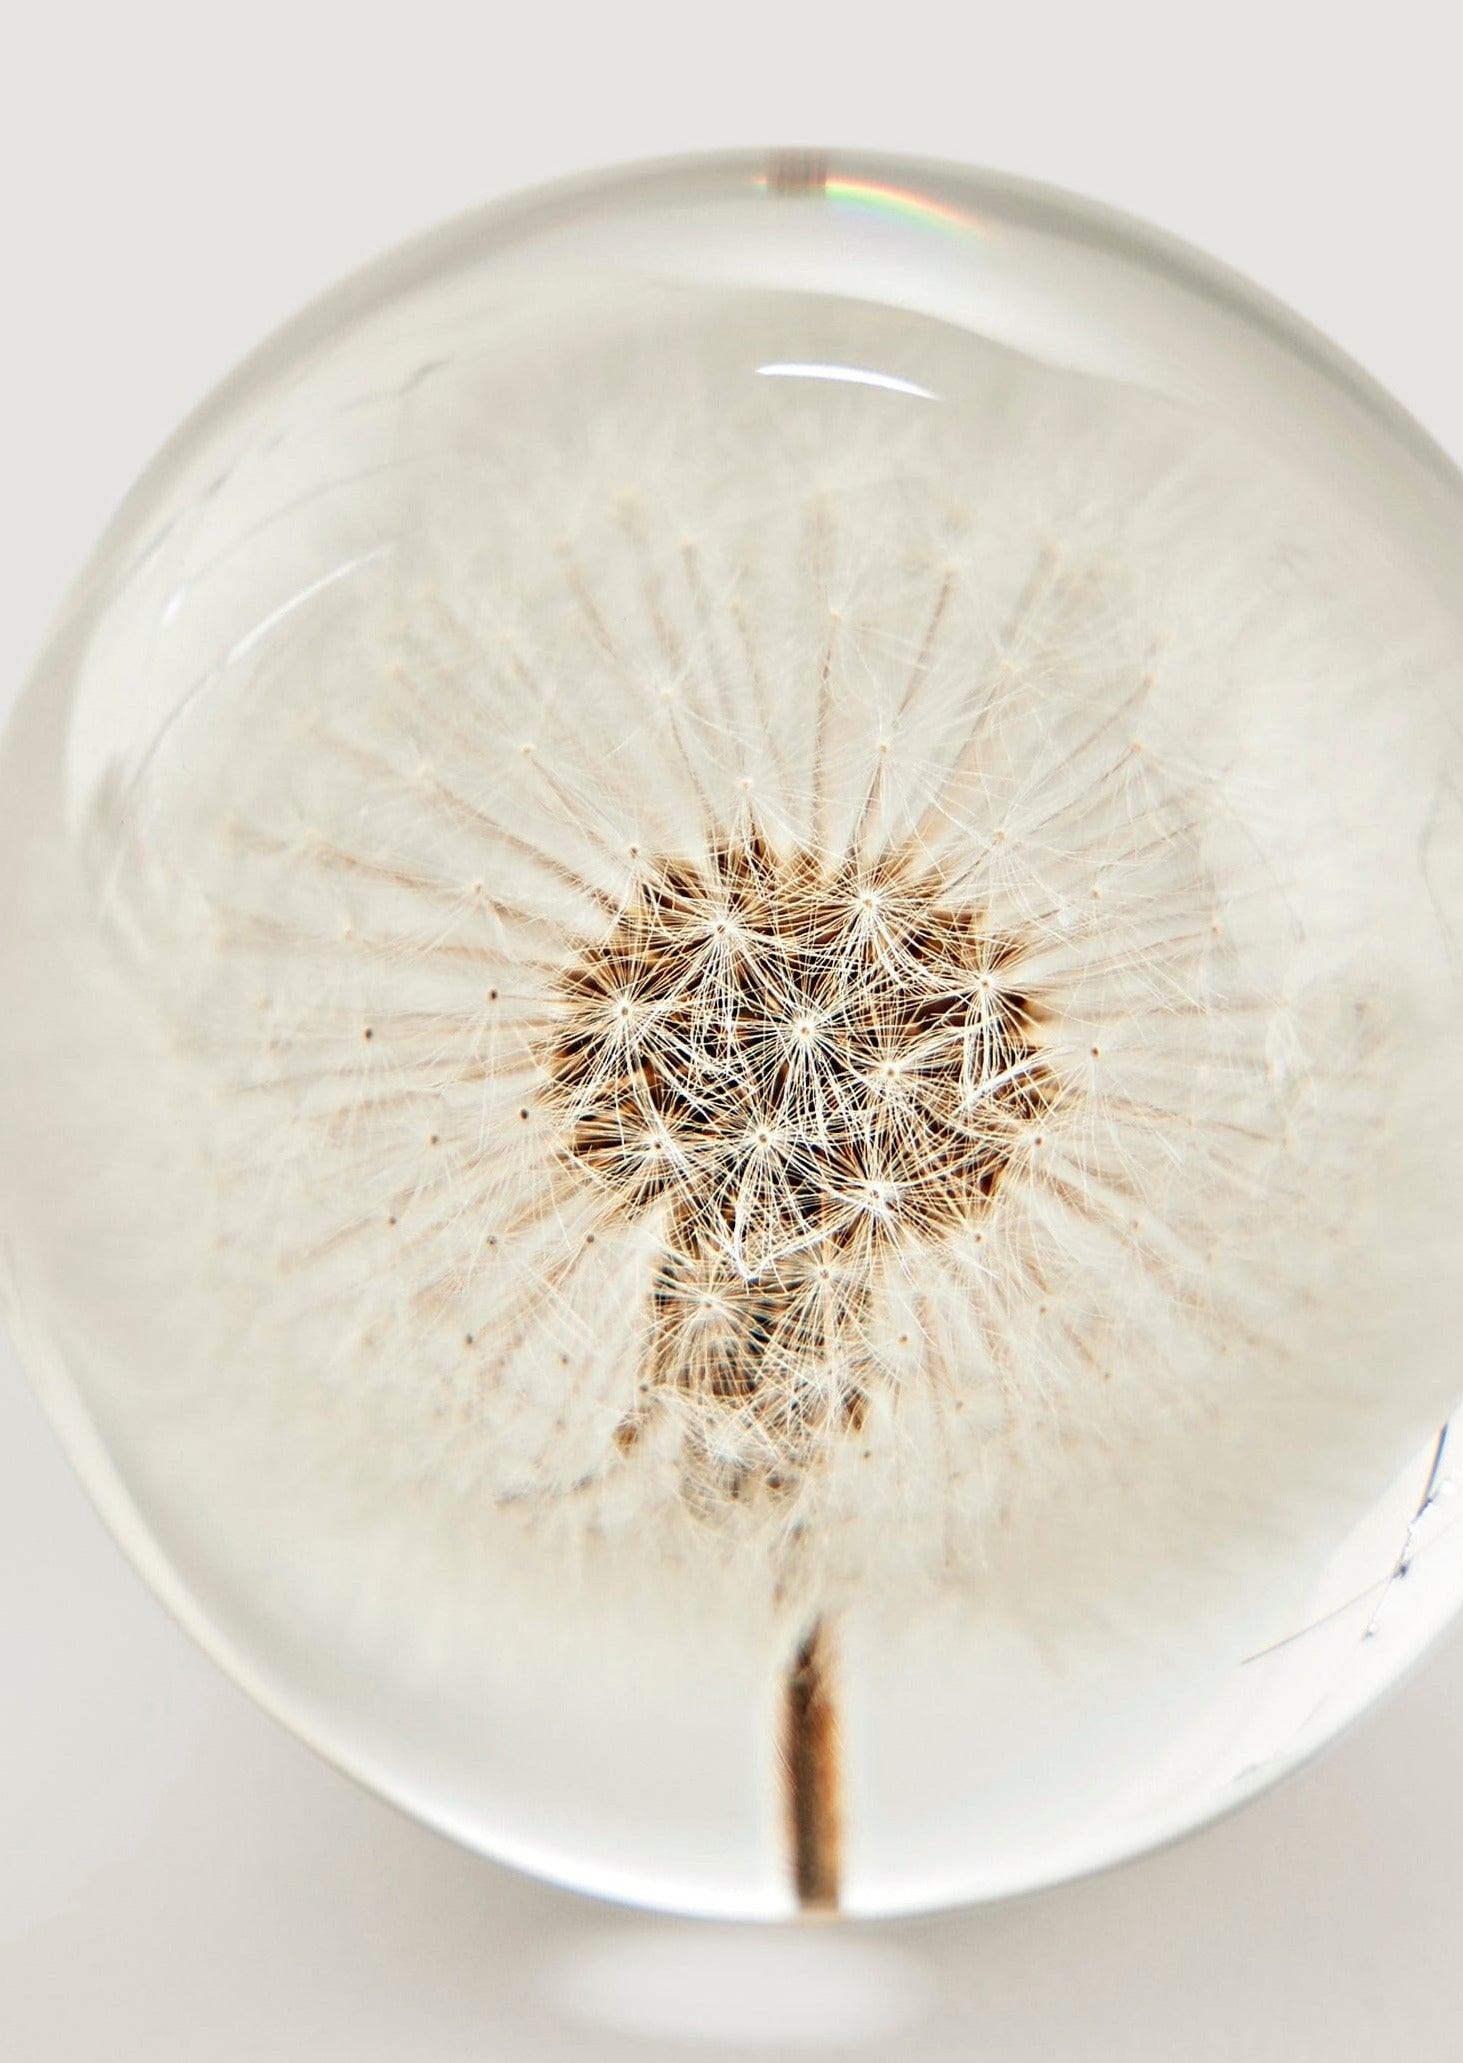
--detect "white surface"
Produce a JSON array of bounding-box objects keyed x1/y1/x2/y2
[{"x1": 4, "y1": 4, "x2": 1463, "y2": 2054}]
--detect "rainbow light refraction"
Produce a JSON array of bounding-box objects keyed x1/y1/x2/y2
[{"x1": 756, "y1": 169, "x2": 990, "y2": 239}]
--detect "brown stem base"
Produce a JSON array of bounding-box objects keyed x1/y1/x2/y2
[{"x1": 783, "y1": 1617, "x2": 841, "y2": 1913}]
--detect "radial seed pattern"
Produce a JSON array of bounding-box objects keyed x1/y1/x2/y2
[
  {"x1": 543, "y1": 830, "x2": 1056, "y2": 1493},
  {"x1": 76, "y1": 285, "x2": 1463, "y2": 1709}
]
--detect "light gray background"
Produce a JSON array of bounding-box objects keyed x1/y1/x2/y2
[{"x1": 4, "y1": 5, "x2": 1463, "y2": 2056}]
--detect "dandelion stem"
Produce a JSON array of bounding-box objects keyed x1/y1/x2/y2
[{"x1": 783, "y1": 1616, "x2": 841, "y2": 1913}]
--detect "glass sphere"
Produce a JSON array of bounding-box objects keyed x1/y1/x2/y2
[{"x1": 5, "y1": 150, "x2": 1463, "y2": 1920}]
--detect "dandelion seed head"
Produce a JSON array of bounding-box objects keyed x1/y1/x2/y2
[
  {"x1": 41, "y1": 282, "x2": 1463, "y2": 1638},
  {"x1": 541, "y1": 826, "x2": 1057, "y2": 1492}
]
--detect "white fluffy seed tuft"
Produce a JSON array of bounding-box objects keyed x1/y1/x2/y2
[{"x1": 72, "y1": 288, "x2": 1463, "y2": 1641}]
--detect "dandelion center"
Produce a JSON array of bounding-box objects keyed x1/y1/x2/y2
[{"x1": 542, "y1": 827, "x2": 1057, "y2": 1480}]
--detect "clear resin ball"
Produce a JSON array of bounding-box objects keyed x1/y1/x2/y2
[{"x1": 6, "y1": 151, "x2": 1463, "y2": 1919}]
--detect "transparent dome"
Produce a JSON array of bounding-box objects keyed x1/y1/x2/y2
[{"x1": 5, "y1": 150, "x2": 1463, "y2": 1919}]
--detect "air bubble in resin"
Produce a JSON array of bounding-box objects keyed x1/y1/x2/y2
[{"x1": 6, "y1": 153, "x2": 1463, "y2": 1918}]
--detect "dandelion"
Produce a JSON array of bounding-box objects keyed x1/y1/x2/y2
[{"x1": 7, "y1": 198, "x2": 1463, "y2": 1916}]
